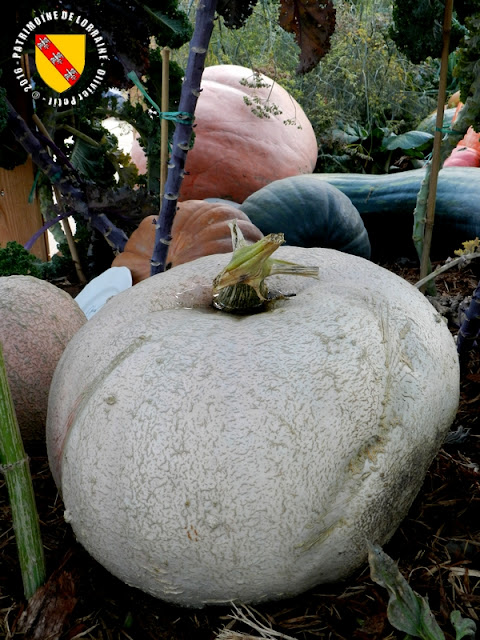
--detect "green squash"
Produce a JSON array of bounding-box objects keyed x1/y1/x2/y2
[
  {"x1": 239, "y1": 175, "x2": 371, "y2": 260},
  {"x1": 314, "y1": 167, "x2": 480, "y2": 260}
]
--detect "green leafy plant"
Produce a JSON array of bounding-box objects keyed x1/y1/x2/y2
[
  {"x1": 0, "y1": 238, "x2": 88, "y2": 282},
  {"x1": 368, "y1": 542, "x2": 476, "y2": 640},
  {"x1": 451, "y1": 9, "x2": 480, "y2": 138},
  {"x1": 329, "y1": 122, "x2": 435, "y2": 172},
  {"x1": 0, "y1": 242, "x2": 42, "y2": 278},
  {"x1": 383, "y1": 130, "x2": 434, "y2": 156},
  {"x1": 389, "y1": 0, "x2": 470, "y2": 64}
]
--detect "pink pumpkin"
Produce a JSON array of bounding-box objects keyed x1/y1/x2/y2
[{"x1": 178, "y1": 65, "x2": 318, "y2": 203}]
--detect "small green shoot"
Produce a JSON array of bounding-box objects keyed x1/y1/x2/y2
[{"x1": 450, "y1": 611, "x2": 477, "y2": 640}]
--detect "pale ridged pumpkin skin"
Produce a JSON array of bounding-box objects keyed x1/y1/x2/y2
[
  {"x1": 179, "y1": 65, "x2": 318, "y2": 203},
  {"x1": 111, "y1": 200, "x2": 263, "y2": 284},
  {"x1": 47, "y1": 248, "x2": 459, "y2": 607},
  {"x1": 0, "y1": 276, "x2": 86, "y2": 443}
]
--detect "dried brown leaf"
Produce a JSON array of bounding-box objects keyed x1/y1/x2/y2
[
  {"x1": 16, "y1": 552, "x2": 78, "y2": 640},
  {"x1": 279, "y1": 0, "x2": 336, "y2": 73}
]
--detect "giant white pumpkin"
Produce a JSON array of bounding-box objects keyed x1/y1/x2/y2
[{"x1": 47, "y1": 247, "x2": 459, "y2": 607}]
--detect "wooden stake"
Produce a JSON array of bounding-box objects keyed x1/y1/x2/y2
[
  {"x1": 419, "y1": 0, "x2": 454, "y2": 287},
  {"x1": 32, "y1": 114, "x2": 87, "y2": 285},
  {"x1": 160, "y1": 47, "x2": 171, "y2": 200}
]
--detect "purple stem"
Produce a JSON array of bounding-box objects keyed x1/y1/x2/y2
[
  {"x1": 457, "y1": 279, "x2": 480, "y2": 359},
  {"x1": 24, "y1": 211, "x2": 71, "y2": 251},
  {"x1": 150, "y1": 0, "x2": 218, "y2": 276}
]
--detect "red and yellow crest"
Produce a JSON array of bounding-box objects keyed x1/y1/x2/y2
[{"x1": 35, "y1": 34, "x2": 86, "y2": 93}]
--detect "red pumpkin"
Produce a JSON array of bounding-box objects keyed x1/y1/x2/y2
[
  {"x1": 444, "y1": 102, "x2": 480, "y2": 168},
  {"x1": 459, "y1": 126, "x2": 480, "y2": 153},
  {"x1": 178, "y1": 65, "x2": 318, "y2": 203},
  {"x1": 443, "y1": 144, "x2": 480, "y2": 168},
  {"x1": 112, "y1": 200, "x2": 263, "y2": 284}
]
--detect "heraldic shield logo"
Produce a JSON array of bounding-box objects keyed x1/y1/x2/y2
[{"x1": 35, "y1": 34, "x2": 86, "y2": 92}]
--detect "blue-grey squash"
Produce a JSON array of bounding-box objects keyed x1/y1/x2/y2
[{"x1": 239, "y1": 175, "x2": 371, "y2": 259}]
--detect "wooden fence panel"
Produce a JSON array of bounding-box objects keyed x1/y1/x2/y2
[{"x1": 0, "y1": 158, "x2": 48, "y2": 261}]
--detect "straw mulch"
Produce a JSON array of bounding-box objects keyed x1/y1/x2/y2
[{"x1": 1, "y1": 258, "x2": 479, "y2": 640}]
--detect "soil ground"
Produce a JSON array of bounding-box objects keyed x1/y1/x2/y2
[{"x1": 1, "y1": 256, "x2": 479, "y2": 640}]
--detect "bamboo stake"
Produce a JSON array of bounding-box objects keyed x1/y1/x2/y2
[
  {"x1": 32, "y1": 114, "x2": 87, "y2": 285},
  {"x1": 0, "y1": 343, "x2": 46, "y2": 600},
  {"x1": 412, "y1": 163, "x2": 431, "y2": 261},
  {"x1": 160, "y1": 47, "x2": 171, "y2": 200},
  {"x1": 419, "y1": 0, "x2": 454, "y2": 288}
]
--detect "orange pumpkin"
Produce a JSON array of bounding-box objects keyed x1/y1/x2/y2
[
  {"x1": 178, "y1": 65, "x2": 318, "y2": 203},
  {"x1": 447, "y1": 90, "x2": 461, "y2": 108},
  {"x1": 112, "y1": 200, "x2": 263, "y2": 284}
]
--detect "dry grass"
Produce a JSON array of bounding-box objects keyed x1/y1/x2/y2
[{"x1": 1, "y1": 259, "x2": 479, "y2": 640}]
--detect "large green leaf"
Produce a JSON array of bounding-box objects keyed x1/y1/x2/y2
[
  {"x1": 368, "y1": 542, "x2": 444, "y2": 640},
  {"x1": 331, "y1": 122, "x2": 369, "y2": 144},
  {"x1": 69, "y1": 136, "x2": 118, "y2": 188},
  {"x1": 141, "y1": 1, "x2": 193, "y2": 48},
  {"x1": 383, "y1": 130, "x2": 434, "y2": 151}
]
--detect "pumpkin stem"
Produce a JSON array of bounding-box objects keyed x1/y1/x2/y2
[
  {"x1": 212, "y1": 221, "x2": 319, "y2": 312},
  {"x1": 228, "y1": 219, "x2": 249, "y2": 251}
]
